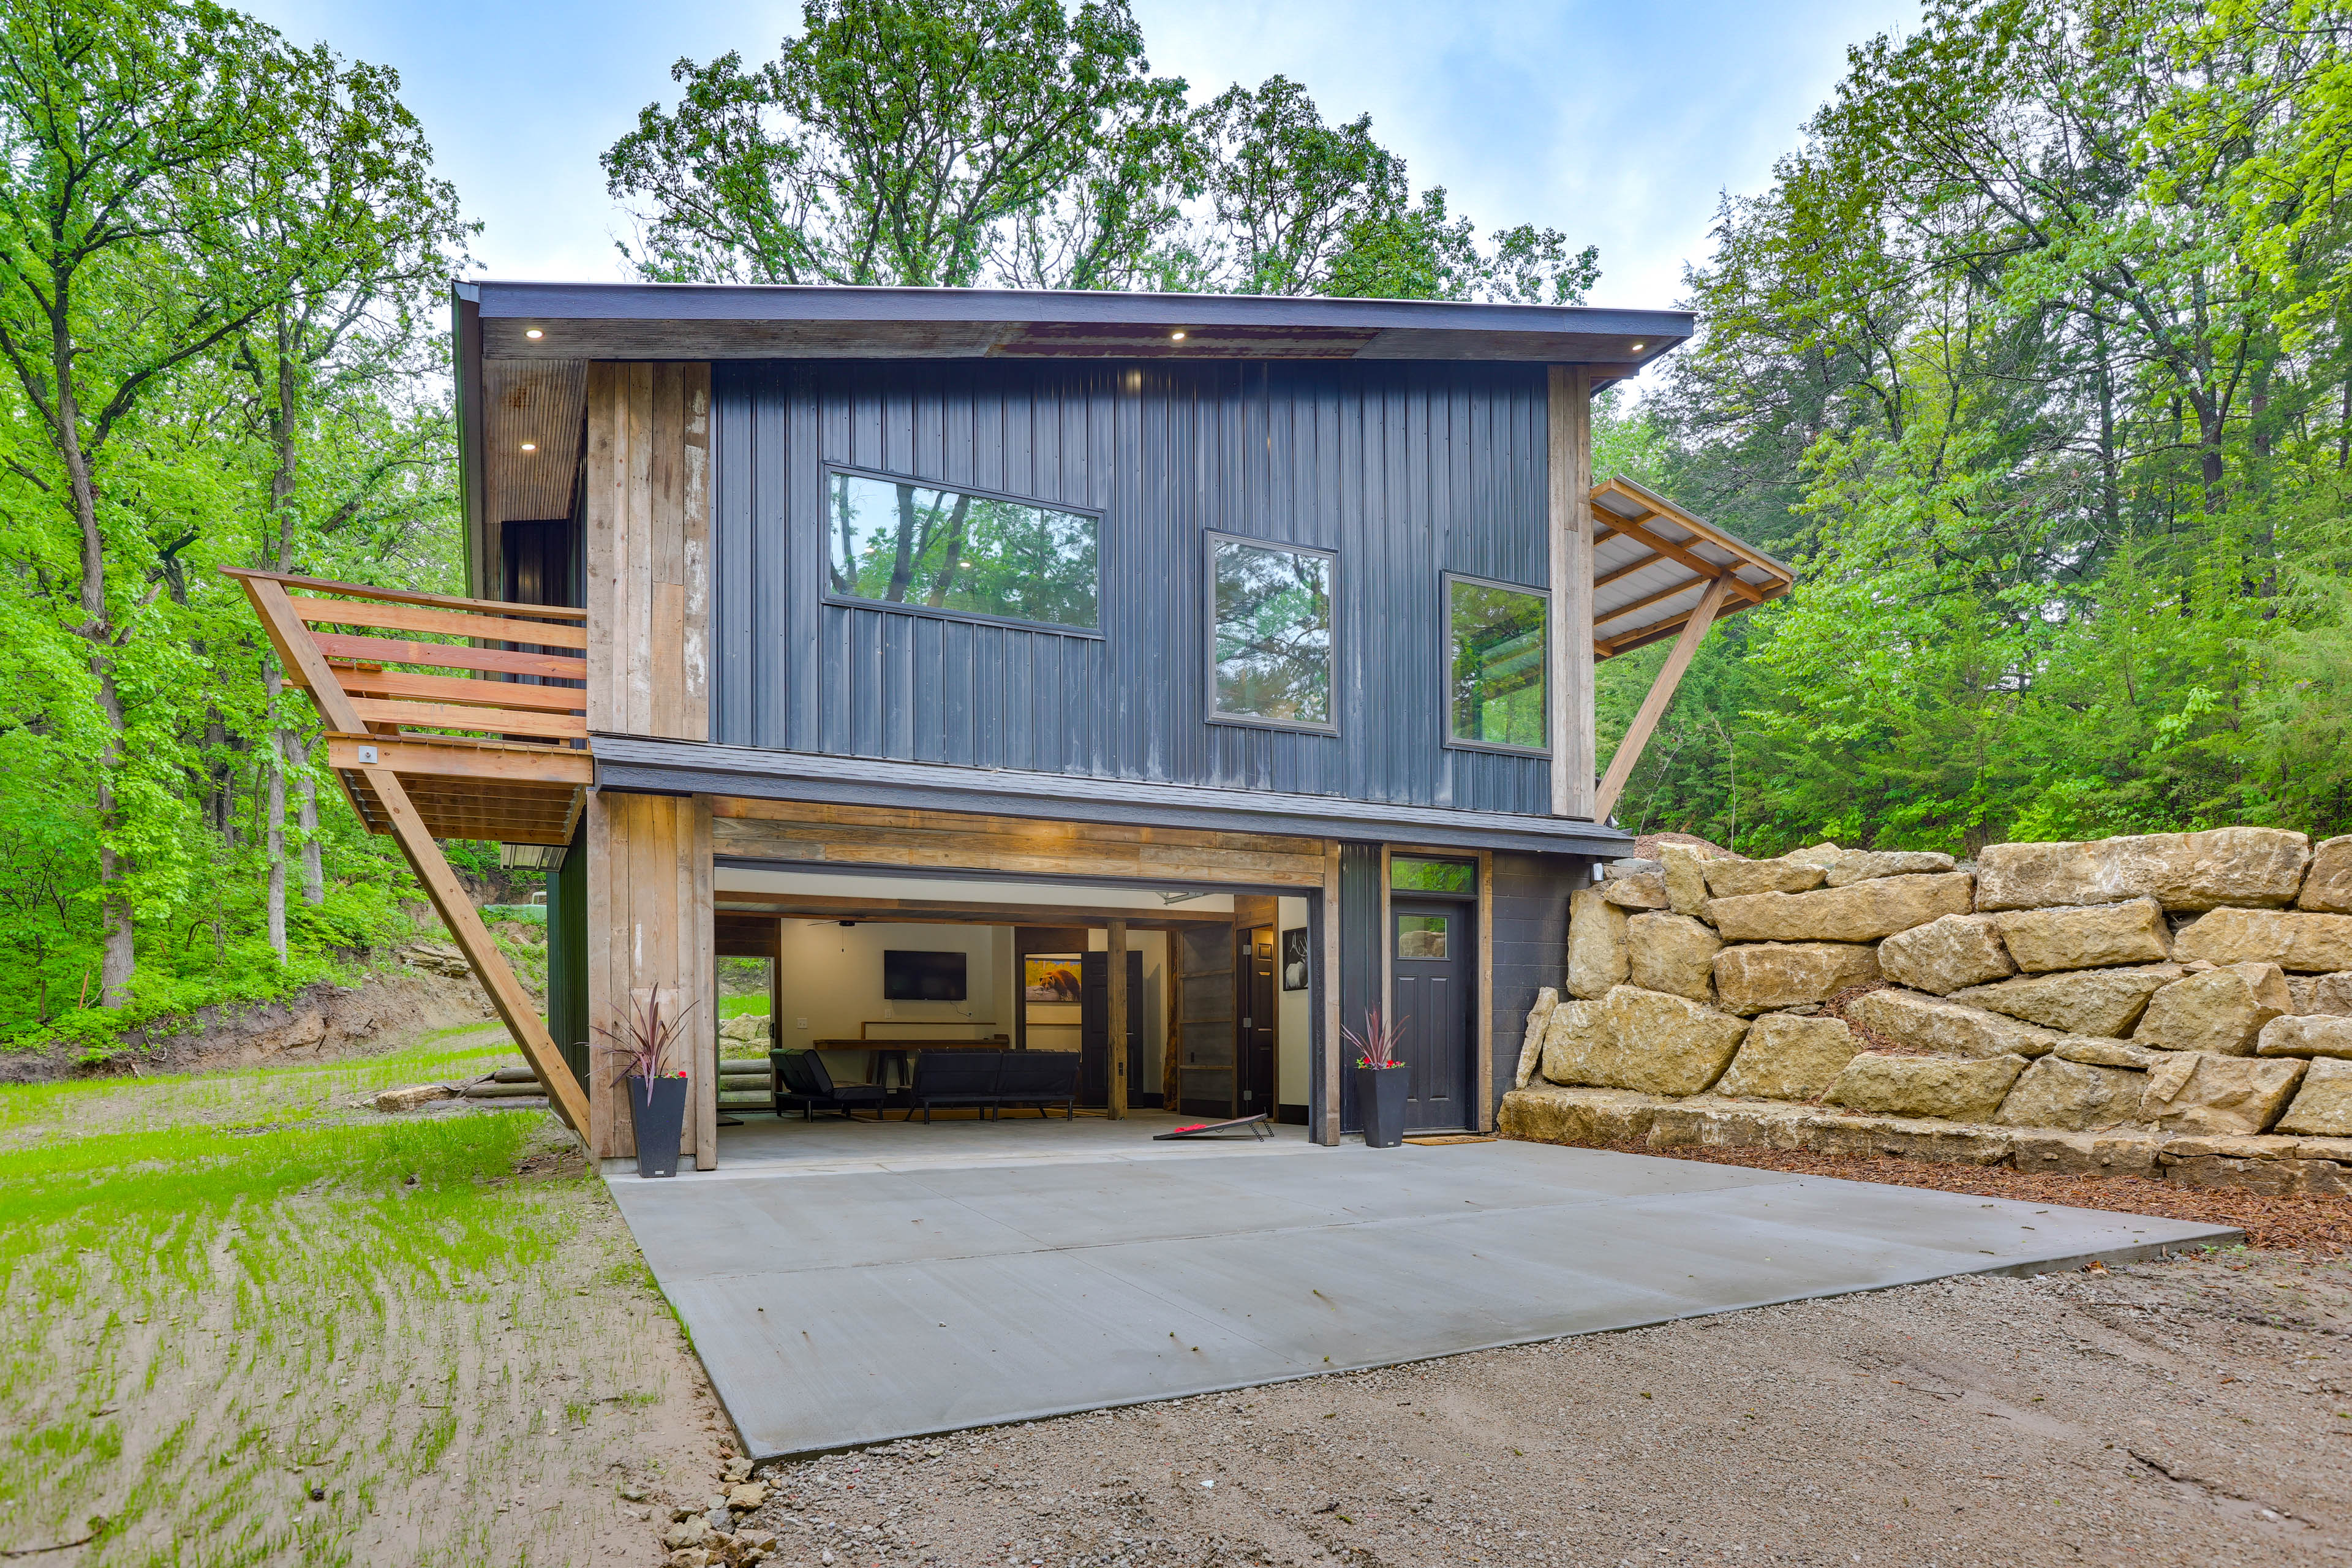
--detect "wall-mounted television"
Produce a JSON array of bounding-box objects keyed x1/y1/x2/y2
[{"x1": 883, "y1": 949, "x2": 967, "y2": 1001}]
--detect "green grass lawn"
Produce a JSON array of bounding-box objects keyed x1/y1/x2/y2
[{"x1": 1, "y1": 1029, "x2": 715, "y2": 1566}]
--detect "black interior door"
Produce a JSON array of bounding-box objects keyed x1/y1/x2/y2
[
  {"x1": 1390, "y1": 898, "x2": 1472, "y2": 1132},
  {"x1": 1175, "y1": 925, "x2": 1235, "y2": 1116},
  {"x1": 1238, "y1": 926, "x2": 1276, "y2": 1116},
  {"x1": 1079, "y1": 951, "x2": 1144, "y2": 1109}
]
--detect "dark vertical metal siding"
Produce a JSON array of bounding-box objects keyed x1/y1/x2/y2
[
  {"x1": 712, "y1": 358, "x2": 1553, "y2": 812},
  {"x1": 1487, "y1": 851, "x2": 1581, "y2": 1120}
]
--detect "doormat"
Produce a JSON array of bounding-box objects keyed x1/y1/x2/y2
[{"x1": 1403, "y1": 1134, "x2": 1496, "y2": 1145}]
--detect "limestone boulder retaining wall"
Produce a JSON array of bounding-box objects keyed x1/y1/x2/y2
[{"x1": 1508, "y1": 827, "x2": 2352, "y2": 1189}]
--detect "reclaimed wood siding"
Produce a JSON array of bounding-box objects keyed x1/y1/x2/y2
[
  {"x1": 584, "y1": 790, "x2": 717, "y2": 1166},
  {"x1": 586, "y1": 361, "x2": 711, "y2": 739},
  {"x1": 711, "y1": 360, "x2": 1554, "y2": 814}
]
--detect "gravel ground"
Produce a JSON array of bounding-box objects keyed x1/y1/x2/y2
[{"x1": 717, "y1": 1247, "x2": 2351, "y2": 1568}]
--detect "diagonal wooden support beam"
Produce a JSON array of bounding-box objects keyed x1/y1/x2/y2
[
  {"x1": 1593, "y1": 573, "x2": 1736, "y2": 823},
  {"x1": 372, "y1": 767, "x2": 592, "y2": 1135}
]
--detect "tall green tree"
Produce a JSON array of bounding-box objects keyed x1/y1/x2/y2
[{"x1": 0, "y1": 0, "x2": 456, "y2": 1001}]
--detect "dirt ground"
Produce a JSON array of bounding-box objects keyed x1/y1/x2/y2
[{"x1": 715, "y1": 1246, "x2": 2351, "y2": 1568}]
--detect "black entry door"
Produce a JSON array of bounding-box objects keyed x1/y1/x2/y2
[
  {"x1": 1238, "y1": 926, "x2": 1276, "y2": 1115},
  {"x1": 1390, "y1": 898, "x2": 1473, "y2": 1132}
]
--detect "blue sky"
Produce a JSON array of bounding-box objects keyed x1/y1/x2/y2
[{"x1": 240, "y1": 0, "x2": 1916, "y2": 309}]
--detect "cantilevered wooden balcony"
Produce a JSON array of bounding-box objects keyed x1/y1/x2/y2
[
  {"x1": 224, "y1": 568, "x2": 592, "y2": 845},
  {"x1": 224, "y1": 566, "x2": 594, "y2": 1134}
]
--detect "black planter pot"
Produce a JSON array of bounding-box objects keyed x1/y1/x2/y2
[
  {"x1": 628, "y1": 1074, "x2": 689, "y2": 1178},
  {"x1": 1354, "y1": 1063, "x2": 1409, "y2": 1148}
]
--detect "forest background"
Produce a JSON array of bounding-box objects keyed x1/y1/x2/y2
[{"x1": 3, "y1": 0, "x2": 2348, "y2": 1058}]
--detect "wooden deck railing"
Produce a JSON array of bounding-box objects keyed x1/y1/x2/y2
[{"x1": 224, "y1": 567, "x2": 594, "y2": 1135}]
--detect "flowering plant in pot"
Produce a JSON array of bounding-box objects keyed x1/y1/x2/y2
[
  {"x1": 597, "y1": 988, "x2": 698, "y2": 1178},
  {"x1": 1344, "y1": 1008, "x2": 1409, "y2": 1148}
]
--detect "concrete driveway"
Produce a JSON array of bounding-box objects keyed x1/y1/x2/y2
[{"x1": 603, "y1": 1115, "x2": 2236, "y2": 1459}]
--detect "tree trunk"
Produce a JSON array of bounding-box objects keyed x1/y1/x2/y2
[
  {"x1": 297, "y1": 756, "x2": 323, "y2": 906},
  {"x1": 265, "y1": 664, "x2": 288, "y2": 962}
]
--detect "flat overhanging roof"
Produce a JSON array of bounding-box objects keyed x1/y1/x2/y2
[{"x1": 456, "y1": 279, "x2": 1691, "y2": 369}]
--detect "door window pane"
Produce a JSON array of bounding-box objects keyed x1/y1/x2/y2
[
  {"x1": 1448, "y1": 576, "x2": 1548, "y2": 749},
  {"x1": 827, "y1": 470, "x2": 1098, "y2": 630},
  {"x1": 1391, "y1": 856, "x2": 1474, "y2": 892},
  {"x1": 1212, "y1": 539, "x2": 1334, "y2": 726},
  {"x1": 1396, "y1": 914, "x2": 1450, "y2": 959}
]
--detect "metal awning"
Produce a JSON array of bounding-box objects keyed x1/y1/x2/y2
[{"x1": 1590, "y1": 475, "x2": 1795, "y2": 659}]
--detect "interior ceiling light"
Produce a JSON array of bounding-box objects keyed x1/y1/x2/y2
[
  {"x1": 524, "y1": 328, "x2": 544, "y2": 339},
  {"x1": 1170, "y1": 330, "x2": 1186, "y2": 341}
]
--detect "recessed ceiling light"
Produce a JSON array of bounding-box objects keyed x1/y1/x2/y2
[
  {"x1": 520, "y1": 442, "x2": 537, "y2": 452},
  {"x1": 1630, "y1": 342, "x2": 1644, "y2": 350},
  {"x1": 524, "y1": 328, "x2": 544, "y2": 339},
  {"x1": 1170, "y1": 330, "x2": 1186, "y2": 341}
]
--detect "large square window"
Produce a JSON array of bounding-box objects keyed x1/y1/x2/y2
[
  {"x1": 1446, "y1": 573, "x2": 1548, "y2": 752},
  {"x1": 826, "y1": 469, "x2": 1099, "y2": 632},
  {"x1": 1208, "y1": 536, "x2": 1336, "y2": 730}
]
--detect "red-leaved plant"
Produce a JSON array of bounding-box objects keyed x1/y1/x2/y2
[
  {"x1": 1343, "y1": 1007, "x2": 1406, "y2": 1069},
  {"x1": 596, "y1": 989, "x2": 699, "y2": 1111}
]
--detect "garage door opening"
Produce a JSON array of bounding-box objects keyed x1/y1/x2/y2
[{"x1": 709, "y1": 865, "x2": 1321, "y2": 1152}]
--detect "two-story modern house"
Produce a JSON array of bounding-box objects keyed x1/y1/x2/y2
[{"x1": 235, "y1": 282, "x2": 1792, "y2": 1169}]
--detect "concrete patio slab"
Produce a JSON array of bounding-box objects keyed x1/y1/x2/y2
[{"x1": 603, "y1": 1114, "x2": 2239, "y2": 1458}]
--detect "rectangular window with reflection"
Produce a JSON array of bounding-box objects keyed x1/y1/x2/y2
[
  {"x1": 1208, "y1": 535, "x2": 1336, "y2": 730},
  {"x1": 826, "y1": 469, "x2": 1099, "y2": 632},
  {"x1": 1446, "y1": 573, "x2": 1548, "y2": 752},
  {"x1": 1391, "y1": 856, "x2": 1476, "y2": 893}
]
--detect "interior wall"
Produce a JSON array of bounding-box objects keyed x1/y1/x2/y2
[
  {"x1": 775, "y1": 922, "x2": 1007, "y2": 1084},
  {"x1": 1276, "y1": 894, "x2": 1311, "y2": 1118}
]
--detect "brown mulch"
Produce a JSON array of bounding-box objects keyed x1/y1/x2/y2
[{"x1": 1580, "y1": 1138, "x2": 2352, "y2": 1253}]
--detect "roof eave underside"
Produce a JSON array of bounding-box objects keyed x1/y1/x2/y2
[
  {"x1": 461, "y1": 279, "x2": 1692, "y2": 369},
  {"x1": 1589, "y1": 474, "x2": 1798, "y2": 658}
]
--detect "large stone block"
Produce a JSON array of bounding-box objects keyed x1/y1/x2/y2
[
  {"x1": 1783, "y1": 842, "x2": 1846, "y2": 869},
  {"x1": 1658, "y1": 843, "x2": 1711, "y2": 918},
  {"x1": 1875, "y1": 913, "x2": 2016, "y2": 995},
  {"x1": 1950, "y1": 964, "x2": 2180, "y2": 1036},
  {"x1": 2162, "y1": 1155, "x2": 2351, "y2": 1197},
  {"x1": 1600, "y1": 870, "x2": 1670, "y2": 910},
  {"x1": 1510, "y1": 986, "x2": 1559, "y2": 1090},
  {"x1": 2009, "y1": 1129, "x2": 2161, "y2": 1178},
  {"x1": 2174, "y1": 907, "x2": 2352, "y2": 973},
  {"x1": 1827, "y1": 1052, "x2": 2029, "y2": 1121},
  {"x1": 1714, "y1": 1012, "x2": 1864, "y2": 1101},
  {"x1": 1599, "y1": 985, "x2": 1750, "y2": 1096},
  {"x1": 1989, "y1": 897, "x2": 2171, "y2": 971},
  {"x1": 2275, "y1": 1057, "x2": 2352, "y2": 1136},
  {"x1": 1497, "y1": 1084, "x2": 1667, "y2": 1147},
  {"x1": 2286, "y1": 971, "x2": 2352, "y2": 1016},
  {"x1": 1824, "y1": 850, "x2": 1958, "y2": 888},
  {"x1": 2253, "y1": 1013, "x2": 2352, "y2": 1060},
  {"x1": 2138, "y1": 1051, "x2": 2307, "y2": 1136},
  {"x1": 1706, "y1": 872, "x2": 1975, "y2": 944},
  {"x1": 1974, "y1": 827, "x2": 2312, "y2": 913},
  {"x1": 1566, "y1": 889, "x2": 1629, "y2": 999},
  {"x1": 1844, "y1": 988, "x2": 2060, "y2": 1059},
  {"x1": 1626, "y1": 912, "x2": 1723, "y2": 1004},
  {"x1": 1994, "y1": 1056, "x2": 2145, "y2": 1131},
  {"x1": 1651, "y1": 1099, "x2": 2015, "y2": 1164},
  {"x1": 1702, "y1": 858, "x2": 1825, "y2": 898},
  {"x1": 1711, "y1": 941, "x2": 1880, "y2": 1015},
  {"x1": 2052, "y1": 1036, "x2": 2168, "y2": 1069},
  {"x1": 1538, "y1": 997, "x2": 1608, "y2": 1086},
  {"x1": 2297, "y1": 834, "x2": 2352, "y2": 913},
  {"x1": 2134, "y1": 963, "x2": 2291, "y2": 1054}
]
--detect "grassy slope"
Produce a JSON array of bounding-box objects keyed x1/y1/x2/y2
[{"x1": 0, "y1": 1031, "x2": 720, "y2": 1566}]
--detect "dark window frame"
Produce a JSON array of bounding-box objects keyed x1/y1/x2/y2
[
  {"x1": 1439, "y1": 569, "x2": 1551, "y2": 758},
  {"x1": 818, "y1": 463, "x2": 1108, "y2": 640},
  {"x1": 1202, "y1": 529, "x2": 1341, "y2": 737}
]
